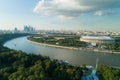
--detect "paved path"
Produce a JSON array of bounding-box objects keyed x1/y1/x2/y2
[{"x1": 81, "y1": 69, "x2": 99, "y2": 80}]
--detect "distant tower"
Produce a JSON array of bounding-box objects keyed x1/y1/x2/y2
[
  {"x1": 23, "y1": 25, "x2": 35, "y2": 33},
  {"x1": 14, "y1": 27, "x2": 18, "y2": 33},
  {"x1": 24, "y1": 25, "x2": 28, "y2": 32}
]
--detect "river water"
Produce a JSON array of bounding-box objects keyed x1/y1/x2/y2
[{"x1": 3, "y1": 36, "x2": 120, "y2": 67}]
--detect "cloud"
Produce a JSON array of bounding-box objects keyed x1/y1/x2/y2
[
  {"x1": 33, "y1": 0, "x2": 120, "y2": 19},
  {"x1": 94, "y1": 10, "x2": 114, "y2": 16}
]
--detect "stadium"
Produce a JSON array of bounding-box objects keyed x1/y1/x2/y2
[{"x1": 80, "y1": 36, "x2": 115, "y2": 43}]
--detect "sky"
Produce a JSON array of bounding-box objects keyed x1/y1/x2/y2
[{"x1": 0, "y1": 0, "x2": 120, "y2": 31}]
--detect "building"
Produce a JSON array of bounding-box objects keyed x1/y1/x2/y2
[
  {"x1": 14, "y1": 27, "x2": 20, "y2": 33},
  {"x1": 24, "y1": 25, "x2": 35, "y2": 33},
  {"x1": 80, "y1": 36, "x2": 115, "y2": 44},
  {"x1": 54, "y1": 37, "x2": 65, "y2": 40}
]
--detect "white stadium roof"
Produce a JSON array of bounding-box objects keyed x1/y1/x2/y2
[
  {"x1": 80, "y1": 36, "x2": 115, "y2": 43},
  {"x1": 81, "y1": 36, "x2": 114, "y2": 40}
]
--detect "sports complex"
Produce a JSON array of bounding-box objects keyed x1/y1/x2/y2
[{"x1": 80, "y1": 36, "x2": 115, "y2": 43}]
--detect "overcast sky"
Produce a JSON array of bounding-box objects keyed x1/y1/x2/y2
[{"x1": 0, "y1": 0, "x2": 120, "y2": 31}]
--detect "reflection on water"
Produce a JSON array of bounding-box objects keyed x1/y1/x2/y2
[{"x1": 4, "y1": 36, "x2": 120, "y2": 67}]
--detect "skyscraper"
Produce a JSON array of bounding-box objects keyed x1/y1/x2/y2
[{"x1": 24, "y1": 25, "x2": 35, "y2": 33}]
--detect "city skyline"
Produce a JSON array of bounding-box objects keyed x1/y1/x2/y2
[{"x1": 0, "y1": 0, "x2": 120, "y2": 31}]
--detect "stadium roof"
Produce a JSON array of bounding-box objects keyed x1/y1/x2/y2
[{"x1": 81, "y1": 36, "x2": 114, "y2": 40}]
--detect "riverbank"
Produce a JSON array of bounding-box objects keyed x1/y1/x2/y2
[
  {"x1": 28, "y1": 39, "x2": 79, "y2": 50},
  {"x1": 28, "y1": 39, "x2": 120, "y2": 54}
]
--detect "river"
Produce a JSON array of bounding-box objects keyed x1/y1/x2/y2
[{"x1": 3, "y1": 36, "x2": 120, "y2": 67}]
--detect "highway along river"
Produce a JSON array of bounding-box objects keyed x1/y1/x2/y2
[{"x1": 4, "y1": 36, "x2": 120, "y2": 67}]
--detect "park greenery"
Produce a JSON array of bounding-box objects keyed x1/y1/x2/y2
[
  {"x1": 0, "y1": 33, "x2": 120, "y2": 80},
  {"x1": 0, "y1": 34, "x2": 83, "y2": 80},
  {"x1": 97, "y1": 65, "x2": 120, "y2": 80},
  {"x1": 28, "y1": 35, "x2": 87, "y2": 48},
  {"x1": 100, "y1": 37, "x2": 120, "y2": 51}
]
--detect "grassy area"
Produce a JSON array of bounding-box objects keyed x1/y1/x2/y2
[{"x1": 28, "y1": 36, "x2": 87, "y2": 48}]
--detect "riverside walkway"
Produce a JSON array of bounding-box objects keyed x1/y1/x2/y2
[{"x1": 81, "y1": 69, "x2": 99, "y2": 80}]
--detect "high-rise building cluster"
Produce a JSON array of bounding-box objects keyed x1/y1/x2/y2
[{"x1": 24, "y1": 25, "x2": 35, "y2": 33}]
